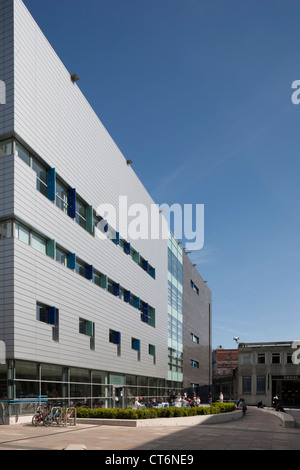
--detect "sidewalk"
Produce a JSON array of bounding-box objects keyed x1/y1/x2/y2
[{"x1": 0, "y1": 407, "x2": 299, "y2": 450}]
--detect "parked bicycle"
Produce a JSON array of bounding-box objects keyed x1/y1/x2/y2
[{"x1": 32, "y1": 404, "x2": 50, "y2": 427}]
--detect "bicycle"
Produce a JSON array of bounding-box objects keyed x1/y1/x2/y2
[{"x1": 32, "y1": 405, "x2": 49, "y2": 426}]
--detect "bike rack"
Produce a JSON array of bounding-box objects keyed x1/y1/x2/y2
[
  {"x1": 51, "y1": 407, "x2": 64, "y2": 427},
  {"x1": 65, "y1": 407, "x2": 77, "y2": 426}
]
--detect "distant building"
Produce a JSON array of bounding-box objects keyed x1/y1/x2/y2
[
  {"x1": 212, "y1": 348, "x2": 239, "y2": 377},
  {"x1": 212, "y1": 348, "x2": 238, "y2": 401},
  {"x1": 182, "y1": 251, "x2": 212, "y2": 401},
  {"x1": 237, "y1": 341, "x2": 300, "y2": 407}
]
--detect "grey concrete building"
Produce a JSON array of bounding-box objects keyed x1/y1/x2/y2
[
  {"x1": 238, "y1": 341, "x2": 300, "y2": 407},
  {"x1": 182, "y1": 250, "x2": 212, "y2": 400}
]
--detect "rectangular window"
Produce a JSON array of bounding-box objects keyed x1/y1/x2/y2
[
  {"x1": 191, "y1": 333, "x2": 199, "y2": 344},
  {"x1": 257, "y1": 376, "x2": 266, "y2": 394},
  {"x1": 242, "y1": 376, "x2": 251, "y2": 394},
  {"x1": 109, "y1": 330, "x2": 121, "y2": 345},
  {"x1": 148, "y1": 307, "x2": 156, "y2": 327},
  {"x1": 132, "y1": 338, "x2": 140, "y2": 352},
  {"x1": 15, "y1": 141, "x2": 30, "y2": 165},
  {"x1": 56, "y1": 247, "x2": 68, "y2": 267},
  {"x1": 0, "y1": 139, "x2": 13, "y2": 157},
  {"x1": 36, "y1": 303, "x2": 57, "y2": 326},
  {"x1": 15, "y1": 223, "x2": 30, "y2": 245},
  {"x1": 257, "y1": 354, "x2": 265, "y2": 364},
  {"x1": 32, "y1": 159, "x2": 47, "y2": 197},
  {"x1": 93, "y1": 271, "x2": 107, "y2": 289},
  {"x1": 149, "y1": 344, "x2": 156, "y2": 356},
  {"x1": 76, "y1": 260, "x2": 87, "y2": 278},
  {"x1": 191, "y1": 360, "x2": 199, "y2": 368},
  {"x1": 56, "y1": 180, "x2": 68, "y2": 214},
  {"x1": 31, "y1": 233, "x2": 47, "y2": 255},
  {"x1": 107, "y1": 278, "x2": 115, "y2": 295},
  {"x1": 79, "y1": 318, "x2": 94, "y2": 337},
  {"x1": 0, "y1": 221, "x2": 12, "y2": 240},
  {"x1": 76, "y1": 199, "x2": 87, "y2": 229},
  {"x1": 272, "y1": 353, "x2": 280, "y2": 364},
  {"x1": 242, "y1": 355, "x2": 251, "y2": 365},
  {"x1": 191, "y1": 280, "x2": 199, "y2": 294}
]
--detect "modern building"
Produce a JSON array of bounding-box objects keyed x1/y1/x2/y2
[
  {"x1": 182, "y1": 250, "x2": 212, "y2": 400},
  {"x1": 0, "y1": 0, "x2": 169, "y2": 407},
  {"x1": 237, "y1": 341, "x2": 300, "y2": 407},
  {"x1": 0, "y1": 0, "x2": 212, "y2": 409}
]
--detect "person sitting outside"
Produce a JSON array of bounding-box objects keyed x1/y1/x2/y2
[
  {"x1": 275, "y1": 401, "x2": 286, "y2": 413},
  {"x1": 133, "y1": 397, "x2": 143, "y2": 409},
  {"x1": 149, "y1": 398, "x2": 158, "y2": 408}
]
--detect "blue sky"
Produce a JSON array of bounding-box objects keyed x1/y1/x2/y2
[{"x1": 24, "y1": 0, "x2": 300, "y2": 349}]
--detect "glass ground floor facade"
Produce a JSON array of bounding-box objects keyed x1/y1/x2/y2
[{"x1": 0, "y1": 361, "x2": 183, "y2": 409}]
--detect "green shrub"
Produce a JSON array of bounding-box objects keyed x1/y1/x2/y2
[{"x1": 76, "y1": 402, "x2": 236, "y2": 420}]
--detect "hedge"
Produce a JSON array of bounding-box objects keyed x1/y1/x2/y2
[{"x1": 76, "y1": 403, "x2": 236, "y2": 420}]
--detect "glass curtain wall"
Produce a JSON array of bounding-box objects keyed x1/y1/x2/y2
[{"x1": 167, "y1": 232, "x2": 183, "y2": 390}]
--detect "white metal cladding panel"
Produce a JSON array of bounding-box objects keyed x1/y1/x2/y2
[
  {"x1": 0, "y1": 238, "x2": 14, "y2": 356},
  {"x1": 13, "y1": 239, "x2": 168, "y2": 377},
  {"x1": 8, "y1": 1, "x2": 169, "y2": 376},
  {"x1": 13, "y1": 156, "x2": 168, "y2": 316},
  {"x1": 13, "y1": 0, "x2": 166, "y2": 263}
]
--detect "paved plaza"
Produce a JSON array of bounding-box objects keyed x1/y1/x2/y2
[{"x1": 0, "y1": 407, "x2": 299, "y2": 451}]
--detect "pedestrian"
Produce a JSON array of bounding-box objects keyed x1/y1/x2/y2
[
  {"x1": 219, "y1": 392, "x2": 224, "y2": 403},
  {"x1": 275, "y1": 401, "x2": 285, "y2": 413}
]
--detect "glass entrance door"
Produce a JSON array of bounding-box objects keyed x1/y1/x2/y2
[{"x1": 113, "y1": 386, "x2": 124, "y2": 408}]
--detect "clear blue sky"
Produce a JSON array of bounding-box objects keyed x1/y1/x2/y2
[{"x1": 24, "y1": 0, "x2": 300, "y2": 349}]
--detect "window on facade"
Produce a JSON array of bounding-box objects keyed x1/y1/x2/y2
[
  {"x1": 242, "y1": 376, "x2": 251, "y2": 394},
  {"x1": 168, "y1": 247, "x2": 183, "y2": 285},
  {"x1": 257, "y1": 354, "x2": 265, "y2": 364},
  {"x1": 76, "y1": 260, "x2": 87, "y2": 278},
  {"x1": 272, "y1": 353, "x2": 280, "y2": 364},
  {"x1": 15, "y1": 142, "x2": 30, "y2": 165},
  {"x1": 242, "y1": 355, "x2": 251, "y2": 365},
  {"x1": 109, "y1": 330, "x2": 121, "y2": 345},
  {"x1": 36, "y1": 302, "x2": 57, "y2": 326},
  {"x1": 191, "y1": 360, "x2": 199, "y2": 368},
  {"x1": 0, "y1": 139, "x2": 12, "y2": 157},
  {"x1": 191, "y1": 333, "x2": 199, "y2": 344},
  {"x1": 31, "y1": 233, "x2": 47, "y2": 255},
  {"x1": 191, "y1": 280, "x2": 199, "y2": 294},
  {"x1": 56, "y1": 180, "x2": 68, "y2": 214},
  {"x1": 56, "y1": 247, "x2": 68, "y2": 267},
  {"x1": 287, "y1": 354, "x2": 293, "y2": 364},
  {"x1": 32, "y1": 159, "x2": 47, "y2": 196},
  {"x1": 0, "y1": 221, "x2": 12, "y2": 240},
  {"x1": 93, "y1": 270, "x2": 107, "y2": 289},
  {"x1": 76, "y1": 199, "x2": 87, "y2": 229},
  {"x1": 79, "y1": 318, "x2": 94, "y2": 337},
  {"x1": 132, "y1": 338, "x2": 140, "y2": 352},
  {"x1": 168, "y1": 281, "x2": 183, "y2": 314},
  {"x1": 15, "y1": 222, "x2": 30, "y2": 245},
  {"x1": 257, "y1": 376, "x2": 266, "y2": 394}
]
